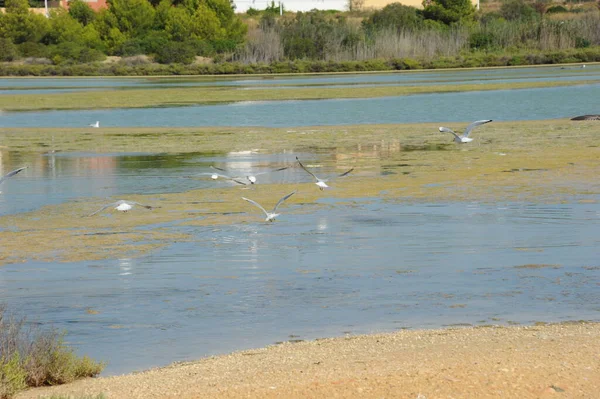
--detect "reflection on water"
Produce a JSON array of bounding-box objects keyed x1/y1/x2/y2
[
  {"x1": 0, "y1": 200, "x2": 598, "y2": 375},
  {"x1": 0, "y1": 150, "x2": 312, "y2": 215}
]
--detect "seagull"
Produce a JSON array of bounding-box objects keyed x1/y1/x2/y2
[
  {"x1": 296, "y1": 157, "x2": 354, "y2": 190},
  {"x1": 242, "y1": 191, "x2": 296, "y2": 222},
  {"x1": 202, "y1": 170, "x2": 248, "y2": 185},
  {"x1": 87, "y1": 200, "x2": 154, "y2": 216},
  {"x1": 211, "y1": 165, "x2": 288, "y2": 184},
  {"x1": 89, "y1": 121, "x2": 100, "y2": 128},
  {"x1": 0, "y1": 166, "x2": 27, "y2": 193},
  {"x1": 439, "y1": 120, "x2": 493, "y2": 143}
]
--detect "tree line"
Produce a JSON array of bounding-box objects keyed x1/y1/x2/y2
[{"x1": 0, "y1": 0, "x2": 599, "y2": 67}]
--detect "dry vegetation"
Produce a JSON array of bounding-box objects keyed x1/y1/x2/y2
[{"x1": 0, "y1": 306, "x2": 104, "y2": 399}]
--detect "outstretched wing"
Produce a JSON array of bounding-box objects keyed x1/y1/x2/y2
[
  {"x1": 87, "y1": 202, "x2": 117, "y2": 217},
  {"x1": 251, "y1": 166, "x2": 290, "y2": 176},
  {"x1": 0, "y1": 166, "x2": 27, "y2": 185},
  {"x1": 296, "y1": 157, "x2": 320, "y2": 182},
  {"x1": 463, "y1": 119, "x2": 492, "y2": 137},
  {"x1": 273, "y1": 191, "x2": 296, "y2": 212},
  {"x1": 210, "y1": 165, "x2": 227, "y2": 172},
  {"x1": 337, "y1": 167, "x2": 354, "y2": 178},
  {"x1": 439, "y1": 126, "x2": 460, "y2": 140},
  {"x1": 130, "y1": 201, "x2": 154, "y2": 210},
  {"x1": 242, "y1": 197, "x2": 269, "y2": 217},
  {"x1": 211, "y1": 173, "x2": 247, "y2": 185}
]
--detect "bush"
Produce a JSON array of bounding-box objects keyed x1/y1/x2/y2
[
  {"x1": 0, "y1": 305, "x2": 104, "y2": 398},
  {"x1": 154, "y1": 41, "x2": 196, "y2": 64},
  {"x1": 246, "y1": 7, "x2": 260, "y2": 16},
  {"x1": 0, "y1": 39, "x2": 18, "y2": 62},
  {"x1": 545, "y1": 5, "x2": 568, "y2": 13}
]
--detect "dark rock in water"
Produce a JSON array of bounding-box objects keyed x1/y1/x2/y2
[{"x1": 571, "y1": 115, "x2": 600, "y2": 121}]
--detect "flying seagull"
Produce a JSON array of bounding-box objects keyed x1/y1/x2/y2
[
  {"x1": 296, "y1": 157, "x2": 354, "y2": 190},
  {"x1": 0, "y1": 166, "x2": 27, "y2": 193},
  {"x1": 202, "y1": 170, "x2": 247, "y2": 185},
  {"x1": 89, "y1": 121, "x2": 100, "y2": 128},
  {"x1": 439, "y1": 120, "x2": 493, "y2": 143},
  {"x1": 242, "y1": 191, "x2": 296, "y2": 222},
  {"x1": 87, "y1": 200, "x2": 154, "y2": 217},
  {"x1": 211, "y1": 165, "x2": 288, "y2": 184}
]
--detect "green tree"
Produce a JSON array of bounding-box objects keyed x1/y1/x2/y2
[
  {"x1": 0, "y1": 0, "x2": 49, "y2": 44},
  {"x1": 362, "y1": 3, "x2": 423, "y2": 34},
  {"x1": 69, "y1": 0, "x2": 96, "y2": 26},
  {"x1": 422, "y1": 0, "x2": 476, "y2": 25},
  {"x1": 165, "y1": 6, "x2": 193, "y2": 41},
  {"x1": 499, "y1": 0, "x2": 538, "y2": 21},
  {"x1": 107, "y1": 0, "x2": 156, "y2": 37}
]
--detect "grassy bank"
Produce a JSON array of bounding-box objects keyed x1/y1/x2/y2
[
  {"x1": 1, "y1": 77, "x2": 599, "y2": 111},
  {"x1": 0, "y1": 119, "x2": 599, "y2": 265},
  {"x1": 1, "y1": 47, "x2": 600, "y2": 77},
  {"x1": 0, "y1": 306, "x2": 104, "y2": 399}
]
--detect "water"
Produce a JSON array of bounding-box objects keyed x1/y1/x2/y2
[
  {"x1": 1, "y1": 200, "x2": 598, "y2": 375},
  {"x1": 1, "y1": 83, "x2": 598, "y2": 128},
  {"x1": 1, "y1": 66, "x2": 599, "y2": 375},
  {"x1": 0, "y1": 151, "x2": 298, "y2": 215},
  {"x1": 1, "y1": 65, "x2": 599, "y2": 127}
]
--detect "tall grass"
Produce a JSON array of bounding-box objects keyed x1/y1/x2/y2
[
  {"x1": 0, "y1": 305, "x2": 105, "y2": 399},
  {"x1": 234, "y1": 11, "x2": 600, "y2": 64}
]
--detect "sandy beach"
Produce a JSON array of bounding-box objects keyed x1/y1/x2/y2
[{"x1": 16, "y1": 322, "x2": 600, "y2": 399}]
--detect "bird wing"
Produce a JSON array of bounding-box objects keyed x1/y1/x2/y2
[
  {"x1": 439, "y1": 126, "x2": 460, "y2": 140},
  {"x1": 463, "y1": 119, "x2": 492, "y2": 137},
  {"x1": 273, "y1": 191, "x2": 296, "y2": 212},
  {"x1": 211, "y1": 173, "x2": 247, "y2": 185},
  {"x1": 87, "y1": 202, "x2": 117, "y2": 217},
  {"x1": 129, "y1": 201, "x2": 154, "y2": 210},
  {"x1": 242, "y1": 197, "x2": 269, "y2": 217},
  {"x1": 0, "y1": 166, "x2": 27, "y2": 185},
  {"x1": 251, "y1": 166, "x2": 290, "y2": 176},
  {"x1": 296, "y1": 157, "x2": 320, "y2": 182},
  {"x1": 337, "y1": 167, "x2": 354, "y2": 178}
]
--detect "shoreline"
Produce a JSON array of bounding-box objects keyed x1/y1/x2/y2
[{"x1": 16, "y1": 321, "x2": 600, "y2": 398}]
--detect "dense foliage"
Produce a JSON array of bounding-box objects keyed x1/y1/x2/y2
[
  {"x1": 0, "y1": 0, "x2": 599, "y2": 71},
  {"x1": 0, "y1": 0, "x2": 246, "y2": 64}
]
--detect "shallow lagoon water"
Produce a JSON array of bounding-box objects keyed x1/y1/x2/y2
[
  {"x1": 1, "y1": 83, "x2": 599, "y2": 128},
  {"x1": 1, "y1": 199, "x2": 598, "y2": 375}
]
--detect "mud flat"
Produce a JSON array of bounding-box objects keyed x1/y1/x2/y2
[{"x1": 1, "y1": 119, "x2": 599, "y2": 265}]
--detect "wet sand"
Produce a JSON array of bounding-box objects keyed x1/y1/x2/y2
[{"x1": 17, "y1": 322, "x2": 600, "y2": 399}]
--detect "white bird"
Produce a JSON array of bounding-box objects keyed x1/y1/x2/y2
[
  {"x1": 211, "y1": 165, "x2": 288, "y2": 184},
  {"x1": 202, "y1": 170, "x2": 248, "y2": 185},
  {"x1": 89, "y1": 121, "x2": 100, "y2": 128},
  {"x1": 242, "y1": 191, "x2": 296, "y2": 222},
  {"x1": 87, "y1": 200, "x2": 154, "y2": 217},
  {"x1": 296, "y1": 157, "x2": 354, "y2": 190},
  {"x1": 0, "y1": 166, "x2": 27, "y2": 193},
  {"x1": 439, "y1": 120, "x2": 492, "y2": 144}
]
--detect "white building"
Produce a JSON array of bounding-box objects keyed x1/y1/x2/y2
[{"x1": 233, "y1": 0, "x2": 348, "y2": 13}]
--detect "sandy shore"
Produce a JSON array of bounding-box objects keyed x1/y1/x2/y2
[{"x1": 17, "y1": 322, "x2": 600, "y2": 399}]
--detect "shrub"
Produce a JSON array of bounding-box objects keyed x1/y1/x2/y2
[
  {"x1": 0, "y1": 39, "x2": 18, "y2": 62},
  {"x1": 0, "y1": 305, "x2": 105, "y2": 398},
  {"x1": 154, "y1": 41, "x2": 196, "y2": 64}
]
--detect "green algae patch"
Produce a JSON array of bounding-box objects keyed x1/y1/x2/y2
[
  {"x1": 1, "y1": 119, "x2": 599, "y2": 265},
  {"x1": 1, "y1": 79, "x2": 599, "y2": 111}
]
